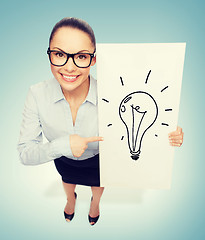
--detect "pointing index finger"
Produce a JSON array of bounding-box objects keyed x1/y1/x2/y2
[{"x1": 85, "y1": 136, "x2": 104, "y2": 143}]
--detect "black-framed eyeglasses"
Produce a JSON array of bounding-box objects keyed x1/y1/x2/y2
[{"x1": 47, "y1": 48, "x2": 95, "y2": 68}]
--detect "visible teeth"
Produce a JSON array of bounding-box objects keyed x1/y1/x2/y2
[{"x1": 63, "y1": 75, "x2": 77, "y2": 79}]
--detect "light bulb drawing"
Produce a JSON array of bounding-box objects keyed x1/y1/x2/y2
[
  {"x1": 101, "y1": 70, "x2": 172, "y2": 161},
  {"x1": 119, "y1": 91, "x2": 158, "y2": 160}
]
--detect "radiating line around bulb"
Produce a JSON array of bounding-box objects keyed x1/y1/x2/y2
[
  {"x1": 120, "y1": 76, "x2": 124, "y2": 86},
  {"x1": 145, "y1": 70, "x2": 151, "y2": 84},
  {"x1": 161, "y1": 86, "x2": 169, "y2": 92},
  {"x1": 102, "y1": 98, "x2": 109, "y2": 103}
]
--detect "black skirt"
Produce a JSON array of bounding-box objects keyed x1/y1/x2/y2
[{"x1": 54, "y1": 154, "x2": 100, "y2": 187}]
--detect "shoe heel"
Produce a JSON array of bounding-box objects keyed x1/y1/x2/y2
[
  {"x1": 64, "y1": 192, "x2": 77, "y2": 222},
  {"x1": 88, "y1": 196, "x2": 100, "y2": 226}
]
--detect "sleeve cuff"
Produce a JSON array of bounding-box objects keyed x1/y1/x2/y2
[{"x1": 48, "y1": 135, "x2": 74, "y2": 159}]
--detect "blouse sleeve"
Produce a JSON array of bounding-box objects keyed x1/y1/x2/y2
[{"x1": 17, "y1": 88, "x2": 74, "y2": 165}]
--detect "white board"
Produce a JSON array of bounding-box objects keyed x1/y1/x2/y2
[{"x1": 97, "y1": 43, "x2": 186, "y2": 189}]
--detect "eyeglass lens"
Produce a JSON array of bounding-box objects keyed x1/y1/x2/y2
[{"x1": 49, "y1": 51, "x2": 92, "y2": 67}]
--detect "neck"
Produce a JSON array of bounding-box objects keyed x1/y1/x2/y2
[{"x1": 62, "y1": 76, "x2": 90, "y2": 104}]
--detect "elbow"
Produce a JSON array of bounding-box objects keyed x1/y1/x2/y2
[
  {"x1": 19, "y1": 154, "x2": 36, "y2": 166},
  {"x1": 17, "y1": 145, "x2": 38, "y2": 166},
  {"x1": 20, "y1": 156, "x2": 32, "y2": 166},
  {"x1": 17, "y1": 146, "x2": 31, "y2": 165},
  {"x1": 17, "y1": 147, "x2": 38, "y2": 166},
  {"x1": 17, "y1": 141, "x2": 50, "y2": 165}
]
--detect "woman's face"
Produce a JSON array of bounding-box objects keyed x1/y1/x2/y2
[{"x1": 49, "y1": 27, "x2": 96, "y2": 94}]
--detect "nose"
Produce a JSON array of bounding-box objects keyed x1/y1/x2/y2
[{"x1": 63, "y1": 56, "x2": 76, "y2": 72}]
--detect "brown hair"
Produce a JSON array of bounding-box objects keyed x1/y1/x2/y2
[{"x1": 49, "y1": 17, "x2": 96, "y2": 49}]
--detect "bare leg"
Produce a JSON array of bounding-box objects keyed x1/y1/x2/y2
[
  {"x1": 62, "y1": 181, "x2": 77, "y2": 221},
  {"x1": 89, "y1": 186, "x2": 104, "y2": 224}
]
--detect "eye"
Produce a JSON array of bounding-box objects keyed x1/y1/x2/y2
[
  {"x1": 77, "y1": 54, "x2": 88, "y2": 60},
  {"x1": 54, "y1": 52, "x2": 65, "y2": 58},
  {"x1": 51, "y1": 51, "x2": 66, "y2": 58}
]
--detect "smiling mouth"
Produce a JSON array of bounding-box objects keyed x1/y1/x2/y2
[{"x1": 61, "y1": 74, "x2": 79, "y2": 82}]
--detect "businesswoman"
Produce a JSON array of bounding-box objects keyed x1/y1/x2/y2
[{"x1": 17, "y1": 17, "x2": 184, "y2": 226}]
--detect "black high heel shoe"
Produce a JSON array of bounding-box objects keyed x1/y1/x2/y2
[
  {"x1": 88, "y1": 197, "x2": 100, "y2": 226},
  {"x1": 64, "y1": 192, "x2": 77, "y2": 222}
]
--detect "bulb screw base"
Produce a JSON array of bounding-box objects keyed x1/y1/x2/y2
[{"x1": 130, "y1": 150, "x2": 140, "y2": 161}]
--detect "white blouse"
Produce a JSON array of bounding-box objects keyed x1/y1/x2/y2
[{"x1": 17, "y1": 75, "x2": 99, "y2": 165}]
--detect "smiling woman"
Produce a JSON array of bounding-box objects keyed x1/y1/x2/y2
[
  {"x1": 17, "y1": 17, "x2": 184, "y2": 227},
  {"x1": 17, "y1": 17, "x2": 103, "y2": 226}
]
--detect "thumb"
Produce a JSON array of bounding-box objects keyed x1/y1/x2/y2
[
  {"x1": 177, "y1": 126, "x2": 182, "y2": 134},
  {"x1": 85, "y1": 136, "x2": 104, "y2": 143}
]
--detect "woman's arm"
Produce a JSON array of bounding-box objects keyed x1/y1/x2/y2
[{"x1": 17, "y1": 88, "x2": 73, "y2": 165}]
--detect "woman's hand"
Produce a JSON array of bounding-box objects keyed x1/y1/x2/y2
[
  {"x1": 168, "y1": 126, "x2": 184, "y2": 147},
  {"x1": 70, "y1": 134, "x2": 104, "y2": 158}
]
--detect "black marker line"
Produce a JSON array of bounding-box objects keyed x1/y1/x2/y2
[
  {"x1": 165, "y1": 108, "x2": 172, "y2": 111},
  {"x1": 124, "y1": 96, "x2": 132, "y2": 103},
  {"x1": 119, "y1": 91, "x2": 158, "y2": 160},
  {"x1": 121, "y1": 136, "x2": 124, "y2": 140},
  {"x1": 155, "y1": 134, "x2": 158, "y2": 137},
  {"x1": 102, "y1": 98, "x2": 109, "y2": 103},
  {"x1": 145, "y1": 70, "x2": 151, "y2": 84},
  {"x1": 120, "y1": 76, "x2": 124, "y2": 86},
  {"x1": 107, "y1": 124, "x2": 112, "y2": 127},
  {"x1": 161, "y1": 123, "x2": 169, "y2": 126},
  {"x1": 161, "y1": 86, "x2": 169, "y2": 92}
]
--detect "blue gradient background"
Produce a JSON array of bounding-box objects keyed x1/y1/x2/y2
[{"x1": 0, "y1": 0, "x2": 204, "y2": 239}]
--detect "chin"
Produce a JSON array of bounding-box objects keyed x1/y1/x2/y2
[{"x1": 60, "y1": 82, "x2": 79, "y2": 92}]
